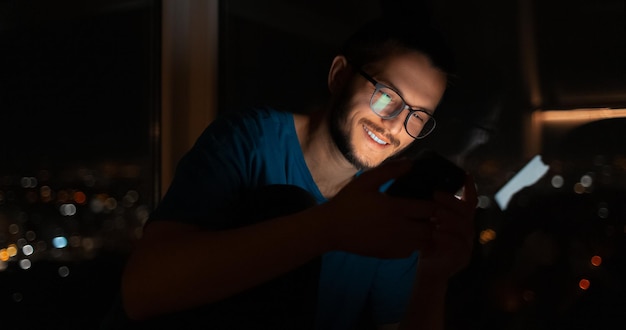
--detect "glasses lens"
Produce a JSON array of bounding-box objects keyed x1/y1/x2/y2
[
  {"x1": 406, "y1": 111, "x2": 436, "y2": 138},
  {"x1": 370, "y1": 87, "x2": 403, "y2": 118}
]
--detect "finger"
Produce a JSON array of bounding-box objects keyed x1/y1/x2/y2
[
  {"x1": 403, "y1": 200, "x2": 437, "y2": 221},
  {"x1": 461, "y1": 174, "x2": 478, "y2": 207},
  {"x1": 430, "y1": 194, "x2": 475, "y2": 235},
  {"x1": 436, "y1": 225, "x2": 475, "y2": 252},
  {"x1": 433, "y1": 176, "x2": 477, "y2": 212},
  {"x1": 398, "y1": 220, "x2": 436, "y2": 250},
  {"x1": 432, "y1": 206, "x2": 476, "y2": 236},
  {"x1": 388, "y1": 191, "x2": 437, "y2": 220},
  {"x1": 432, "y1": 190, "x2": 469, "y2": 212},
  {"x1": 363, "y1": 219, "x2": 435, "y2": 258},
  {"x1": 430, "y1": 223, "x2": 474, "y2": 254}
]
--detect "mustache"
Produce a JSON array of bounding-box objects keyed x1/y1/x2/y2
[{"x1": 359, "y1": 118, "x2": 401, "y2": 147}]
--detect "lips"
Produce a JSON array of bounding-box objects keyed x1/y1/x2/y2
[
  {"x1": 359, "y1": 118, "x2": 401, "y2": 147},
  {"x1": 363, "y1": 125, "x2": 388, "y2": 145}
]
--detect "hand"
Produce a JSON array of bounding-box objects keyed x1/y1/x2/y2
[
  {"x1": 320, "y1": 158, "x2": 438, "y2": 259},
  {"x1": 417, "y1": 174, "x2": 478, "y2": 279}
]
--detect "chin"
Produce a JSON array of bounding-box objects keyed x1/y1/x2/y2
[{"x1": 353, "y1": 152, "x2": 387, "y2": 170}]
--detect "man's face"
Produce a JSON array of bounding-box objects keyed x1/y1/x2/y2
[{"x1": 330, "y1": 51, "x2": 448, "y2": 170}]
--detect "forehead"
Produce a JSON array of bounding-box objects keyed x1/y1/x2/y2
[{"x1": 365, "y1": 51, "x2": 447, "y2": 110}]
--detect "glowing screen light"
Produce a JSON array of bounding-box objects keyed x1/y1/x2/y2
[{"x1": 494, "y1": 155, "x2": 550, "y2": 210}]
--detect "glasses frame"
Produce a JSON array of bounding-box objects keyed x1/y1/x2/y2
[{"x1": 354, "y1": 66, "x2": 436, "y2": 139}]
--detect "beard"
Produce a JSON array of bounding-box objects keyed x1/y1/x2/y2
[
  {"x1": 328, "y1": 86, "x2": 409, "y2": 170},
  {"x1": 328, "y1": 88, "x2": 373, "y2": 170}
]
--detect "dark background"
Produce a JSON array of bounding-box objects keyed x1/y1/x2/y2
[{"x1": 0, "y1": 0, "x2": 625, "y2": 329}]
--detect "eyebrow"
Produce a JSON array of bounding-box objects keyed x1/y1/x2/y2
[
  {"x1": 358, "y1": 67, "x2": 434, "y2": 114},
  {"x1": 379, "y1": 79, "x2": 434, "y2": 114}
]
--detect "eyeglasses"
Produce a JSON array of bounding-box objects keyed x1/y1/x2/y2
[{"x1": 354, "y1": 67, "x2": 436, "y2": 139}]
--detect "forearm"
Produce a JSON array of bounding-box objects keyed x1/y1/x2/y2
[
  {"x1": 398, "y1": 268, "x2": 448, "y2": 330},
  {"x1": 121, "y1": 206, "x2": 331, "y2": 320}
]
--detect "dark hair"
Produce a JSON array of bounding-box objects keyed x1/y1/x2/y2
[{"x1": 340, "y1": 18, "x2": 457, "y2": 80}]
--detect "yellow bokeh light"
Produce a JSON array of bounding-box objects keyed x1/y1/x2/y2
[
  {"x1": 573, "y1": 183, "x2": 585, "y2": 194},
  {"x1": 40, "y1": 185, "x2": 52, "y2": 198},
  {"x1": 7, "y1": 244, "x2": 18, "y2": 257}
]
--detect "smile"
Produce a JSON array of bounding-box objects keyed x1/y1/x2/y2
[{"x1": 363, "y1": 125, "x2": 388, "y2": 145}]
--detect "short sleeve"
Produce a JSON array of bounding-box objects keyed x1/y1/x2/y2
[{"x1": 148, "y1": 111, "x2": 259, "y2": 228}]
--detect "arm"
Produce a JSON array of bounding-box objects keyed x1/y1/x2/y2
[
  {"x1": 397, "y1": 264, "x2": 449, "y2": 330},
  {"x1": 374, "y1": 266, "x2": 448, "y2": 330},
  {"x1": 122, "y1": 159, "x2": 438, "y2": 321},
  {"x1": 122, "y1": 205, "x2": 331, "y2": 320},
  {"x1": 398, "y1": 175, "x2": 478, "y2": 330}
]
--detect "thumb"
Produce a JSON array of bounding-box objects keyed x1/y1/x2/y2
[{"x1": 357, "y1": 158, "x2": 414, "y2": 189}]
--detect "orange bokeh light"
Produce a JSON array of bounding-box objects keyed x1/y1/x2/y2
[
  {"x1": 591, "y1": 255, "x2": 602, "y2": 267},
  {"x1": 479, "y1": 229, "x2": 497, "y2": 244},
  {"x1": 74, "y1": 191, "x2": 87, "y2": 205},
  {"x1": 0, "y1": 249, "x2": 9, "y2": 262},
  {"x1": 579, "y1": 278, "x2": 590, "y2": 290}
]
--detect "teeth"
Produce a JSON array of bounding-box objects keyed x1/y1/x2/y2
[{"x1": 364, "y1": 126, "x2": 387, "y2": 145}]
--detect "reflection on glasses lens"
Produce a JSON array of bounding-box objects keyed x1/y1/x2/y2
[
  {"x1": 366, "y1": 80, "x2": 436, "y2": 139},
  {"x1": 371, "y1": 87, "x2": 403, "y2": 118},
  {"x1": 372, "y1": 92, "x2": 392, "y2": 112}
]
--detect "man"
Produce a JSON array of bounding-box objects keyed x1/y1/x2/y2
[{"x1": 113, "y1": 18, "x2": 477, "y2": 330}]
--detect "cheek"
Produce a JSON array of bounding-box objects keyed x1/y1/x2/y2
[
  {"x1": 341, "y1": 97, "x2": 371, "y2": 127},
  {"x1": 344, "y1": 80, "x2": 374, "y2": 112}
]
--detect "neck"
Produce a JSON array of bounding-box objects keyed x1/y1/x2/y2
[{"x1": 293, "y1": 109, "x2": 358, "y2": 198}]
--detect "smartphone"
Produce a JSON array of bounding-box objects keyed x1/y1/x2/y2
[{"x1": 385, "y1": 149, "x2": 467, "y2": 200}]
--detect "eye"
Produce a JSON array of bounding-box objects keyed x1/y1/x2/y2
[
  {"x1": 410, "y1": 110, "x2": 429, "y2": 123},
  {"x1": 380, "y1": 92, "x2": 393, "y2": 101}
]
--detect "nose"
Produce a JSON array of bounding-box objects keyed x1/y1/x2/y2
[{"x1": 381, "y1": 109, "x2": 407, "y2": 135}]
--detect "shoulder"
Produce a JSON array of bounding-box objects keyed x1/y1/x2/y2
[
  {"x1": 196, "y1": 107, "x2": 294, "y2": 143},
  {"x1": 227, "y1": 106, "x2": 293, "y2": 123},
  {"x1": 215, "y1": 106, "x2": 294, "y2": 132}
]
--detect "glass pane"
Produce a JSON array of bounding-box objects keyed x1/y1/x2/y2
[{"x1": 0, "y1": 1, "x2": 160, "y2": 327}]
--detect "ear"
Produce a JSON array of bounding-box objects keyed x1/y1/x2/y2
[{"x1": 327, "y1": 55, "x2": 351, "y2": 94}]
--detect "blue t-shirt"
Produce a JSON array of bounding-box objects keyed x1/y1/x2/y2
[{"x1": 150, "y1": 107, "x2": 417, "y2": 329}]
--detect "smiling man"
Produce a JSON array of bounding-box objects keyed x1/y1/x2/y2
[
  {"x1": 105, "y1": 17, "x2": 478, "y2": 330},
  {"x1": 327, "y1": 50, "x2": 447, "y2": 170}
]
